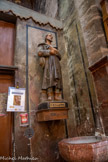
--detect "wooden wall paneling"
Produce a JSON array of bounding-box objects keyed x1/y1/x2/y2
[
  {"x1": 0, "y1": 20, "x2": 15, "y2": 161},
  {"x1": 0, "y1": 21, "x2": 15, "y2": 66}
]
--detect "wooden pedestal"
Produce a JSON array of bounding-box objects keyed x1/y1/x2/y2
[
  {"x1": 100, "y1": 0, "x2": 108, "y2": 41},
  {"x1": 36, "y1": 101, "x2": 68, "y2": 122},
  {"x1": 36, "y1": 108, "x2": 68, "y2": 122}
]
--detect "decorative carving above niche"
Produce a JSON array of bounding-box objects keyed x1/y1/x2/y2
[{"x1": 0, "y1": 0, "x2": 63, "y2": 30}]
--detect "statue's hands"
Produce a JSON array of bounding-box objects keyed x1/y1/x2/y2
[
  {"x1": 49, "y1": 46, "x2": 58, "y2": 55},
  {"x1": 38, "y1": 51, "x2": 43, "y2": 56}
]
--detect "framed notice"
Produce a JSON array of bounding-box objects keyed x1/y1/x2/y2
[{"x1": 7, "y1": 87, "x2": 25, "y2": 112}]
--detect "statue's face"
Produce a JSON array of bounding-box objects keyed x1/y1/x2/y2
[{"x1": 46, "y1": 34, "x2": 53, "y2": 42}]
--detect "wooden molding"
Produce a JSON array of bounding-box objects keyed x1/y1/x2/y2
[
  {"x1": 100, "y1": 0, "x2": 108, "y2": 41},
  {"x1": 0, "y1": 0, "x2": 63, "y2": 30},
  {"x1": 89, "y1": 55, "x2": 108, "y2": 72},
  {"x1": 0, "y1": 65, "x2": 18, "y2": 74}
]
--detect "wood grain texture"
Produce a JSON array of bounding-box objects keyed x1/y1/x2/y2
[
  {"x1": 0, "y1": 21, "x2": 15, "y2": 66},
  {"x1": 0, "y1": 113, "x2": 13, "y2": 162},
  {"x1": 0, "y1": 21, "x2": 15, "y2": 161}
]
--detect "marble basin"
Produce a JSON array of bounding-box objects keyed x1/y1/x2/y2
[{"x1": 58, "y1": 136, "x2": 108, "y2": 162}]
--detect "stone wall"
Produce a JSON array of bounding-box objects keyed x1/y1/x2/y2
[
  {"x1": 58, "y1": 0, "x2": 97, "y2": 136},
  {"x1": 0, "y1": 93, "x2": 8, "y2": 114},
  {"x1": 74, "y1": 0, "x2": 108, "y2": 66}
]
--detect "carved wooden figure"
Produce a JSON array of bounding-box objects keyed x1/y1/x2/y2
[{"x1": 37, "y1": 34, "x2": 63, "y2": 102}]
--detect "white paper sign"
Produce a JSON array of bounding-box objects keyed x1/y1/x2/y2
[{"x1": 7, "y1": 87, "x2": 25, "y2": 112}]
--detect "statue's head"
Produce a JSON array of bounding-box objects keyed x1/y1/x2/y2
[{"x1": 45, "y1": 33, "x2": 53, "y2": 42}]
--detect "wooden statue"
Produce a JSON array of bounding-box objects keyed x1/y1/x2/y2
[{"x1": 37, "y1": 34, "x2": 63, "y2": 102}]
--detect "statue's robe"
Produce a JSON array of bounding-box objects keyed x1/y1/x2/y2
[{"x1": 38, "y1": 43, "x2": 62, "y2": 90}]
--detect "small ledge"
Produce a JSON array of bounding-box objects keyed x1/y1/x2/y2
[
  {"x1": 89, "y1": 55, "x2": 108, "y2": 72},
  {"x1": 0, "y1": 65, "x2": 18, "y2": 74}
]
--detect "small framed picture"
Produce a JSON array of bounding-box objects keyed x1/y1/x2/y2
[{"x1": 7, "y1": 87, "x2": 25, "y2": 112}]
